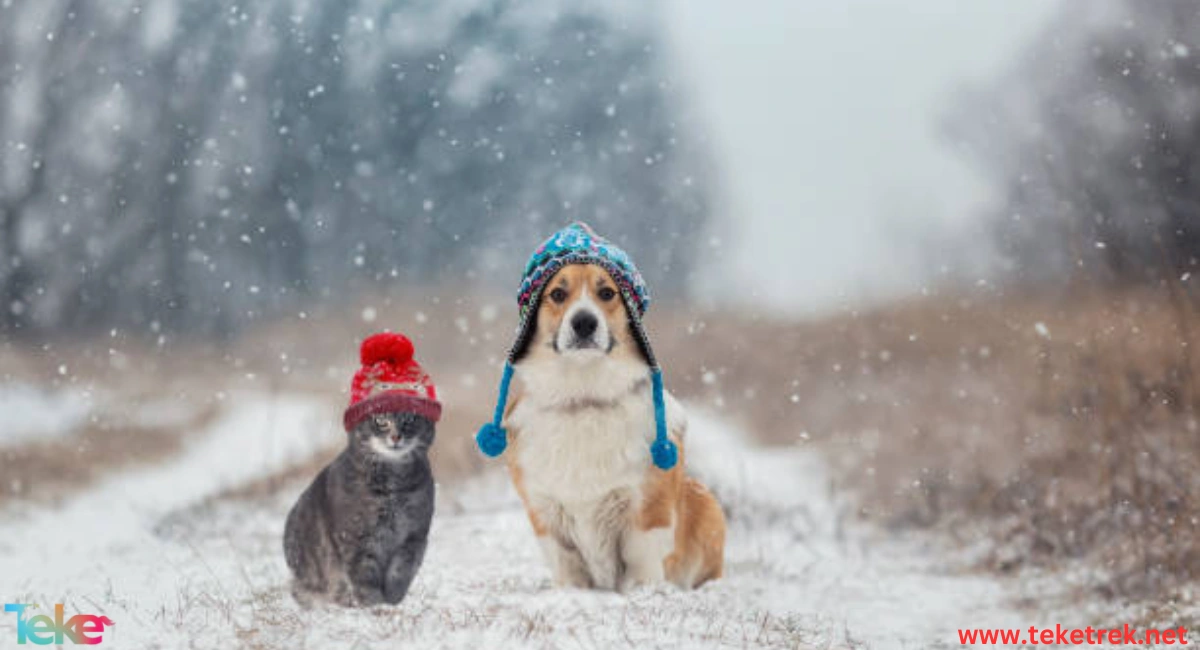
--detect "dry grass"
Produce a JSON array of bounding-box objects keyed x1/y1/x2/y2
[{"x1": 765, "y1": 288, "x2": 1200, "y2": 605}]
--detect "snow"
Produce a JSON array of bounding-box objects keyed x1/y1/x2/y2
[
  {"x1": 0, "y1": 383, "x2": 95, "y2": 446},
  {"x1": 0, "y1": 395, "x2": 1023, "y2": 649},
  {"x1": 117, "y1": 398, "x2": 207, "y2": 430},
  {"x1": 448, "y1": 47, "x2": 507, "y2": 106},
  {"x1": 0, "y1": 391, "x2": 332, "y2": 550}
]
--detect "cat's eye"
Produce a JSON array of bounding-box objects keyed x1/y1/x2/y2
[
  {"x1": 597, "y1": 286, "x2": 616, "y2": 302},
  {"x1": 372, "y1": 415, "x2": 389, "y2": 430},
  {"x1": 549, "y1": 287, "x2": 569, "y2": 304}
]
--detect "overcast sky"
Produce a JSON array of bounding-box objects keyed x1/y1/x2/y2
[{"x1": 663, "y1": 0, "x2": 1060, "y2": 313}]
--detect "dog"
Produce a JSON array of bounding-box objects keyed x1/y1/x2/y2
[{"x1": 496, "y1": 261, "x2": 725, "y2": 591}]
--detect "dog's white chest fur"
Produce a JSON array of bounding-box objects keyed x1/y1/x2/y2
[
  {"x1": 515, "y1": 392, "x2": 653, "y2": 504},
  {"x1": 509, "y1": 357, "x2": 656, "y2": 504},
  {"x1": 508, "y1": 356, "x2": 683, "y2": 589}
]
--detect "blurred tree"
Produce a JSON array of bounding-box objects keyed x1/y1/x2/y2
[
  {"x1": 947, "y1": 0, "x2": 1200, "y2": 289},
  {"x1": 0, "y1": 0, "x2": 711, "y2": 338}
]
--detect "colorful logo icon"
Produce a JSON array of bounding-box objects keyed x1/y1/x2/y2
[{"x1": 4, "y1": 603, "x2": 114, "y2": 645}]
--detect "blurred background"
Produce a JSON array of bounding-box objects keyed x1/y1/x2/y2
[{"x1": 2, "y1": 0, "x2": 1197, "y2": 627}]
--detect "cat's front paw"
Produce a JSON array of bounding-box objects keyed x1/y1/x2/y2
[
  {"x1": 290, "y1": 583, "x2": 319, "y2": 609},
  {"x1": 352, "y1": 585, "x2": 387, "y2": 607}
]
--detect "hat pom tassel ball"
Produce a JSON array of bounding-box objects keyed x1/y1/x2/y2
[
  {"x1": 476, "y1": 422, "x2": 508, "y2": 457},
  {"x1": 651, "y1": 438, "x2": 677, "y2": 471}
]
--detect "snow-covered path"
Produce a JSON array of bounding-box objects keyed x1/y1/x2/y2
[{"x1": 0, "y1": 394, "x2": 1022, "y2": 649}]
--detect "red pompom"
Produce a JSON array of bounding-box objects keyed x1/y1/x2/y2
[{"x1": 360, "y1": 332, "x2": 415, "y2": 365}]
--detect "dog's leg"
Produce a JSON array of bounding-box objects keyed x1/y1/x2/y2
[
  {"x1": 573, "y1": 491, "x2": 631, "y2": 590},
  {"x1": 536, "y1": 500, "x2": 594, "y2": 588},
  {"x1": 541, "y1": 535, "x2": 594, "y2": 588},
  {"x1": 665, "y1": 478, "x2": 726, "y2": 589},
  {"x1": 619, "y1": 525, "x2": 673, "y2": 592}
]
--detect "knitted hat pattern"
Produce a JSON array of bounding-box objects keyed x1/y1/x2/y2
[{"x1": 343, "y1": 332, "x2": 442, "y2": 431}]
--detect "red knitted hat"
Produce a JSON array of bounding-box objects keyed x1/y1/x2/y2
[{"x1": 343, "y1": 332, "x2": 441, "y2": 431}]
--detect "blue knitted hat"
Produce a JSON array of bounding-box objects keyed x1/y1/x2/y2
[{"x1": 475, "y1": 222, "x2": 678, "y2": 470}]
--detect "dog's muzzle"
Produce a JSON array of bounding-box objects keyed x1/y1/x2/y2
[{"x1": 558, "y1": 303, "x2": 610, "y2": 353}]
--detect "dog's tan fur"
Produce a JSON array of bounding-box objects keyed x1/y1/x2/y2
[{"x1": 502, "y1": 264, "x2": 725, "y2": 590}]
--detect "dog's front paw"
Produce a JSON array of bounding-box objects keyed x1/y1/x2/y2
[
  {"x1": 618, "y1": 576, "x2": 670, "y2": 595},
  {"x1": 552, "y1": 567, "x2": 594, "y2": 590},
  {"x1": 617, "y1": 576, "x2": 649, "y2": 594}
]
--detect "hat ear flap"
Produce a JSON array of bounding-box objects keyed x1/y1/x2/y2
[
  {"x1": 509, "y1": 294, "x2": 541, "y2": 364},
  {"x1": 625, "y1": 309, "x2": 657, "y2": 368}
]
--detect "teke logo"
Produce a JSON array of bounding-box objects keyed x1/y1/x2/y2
[{"x1": 4, "y1": 603, "x2": 114, "y2": 645}]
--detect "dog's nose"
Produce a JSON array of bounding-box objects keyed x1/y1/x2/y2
[{"x1": 571, "y1": 311, "x2": 598, "y2": 339}]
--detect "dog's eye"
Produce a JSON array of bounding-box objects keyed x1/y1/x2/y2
[
  {"x1": 549, "y1": 287, "x2": 569, "y2": 304},
  {"x1": 597, "y1": 286, "x2": 616, "y2": 302}
]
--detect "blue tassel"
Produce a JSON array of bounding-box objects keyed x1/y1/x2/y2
[
  {"x1": 476, "y1": 422, "x2": 508, "y2": 457},
  {"x1": 650, "y1": 368, "x2": 677, "y2": 470},
  {"x1": 476, "y1": 363, "x2": 514, "y2": 458}
]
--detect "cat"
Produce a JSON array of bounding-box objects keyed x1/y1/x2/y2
[{"x1": 283, "y1": 411, "x2": 436, "y2": 607}]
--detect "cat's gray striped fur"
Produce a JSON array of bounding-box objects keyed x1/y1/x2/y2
[{"x1": 283, "y1": 411, "x2": 435, "y2": 607}]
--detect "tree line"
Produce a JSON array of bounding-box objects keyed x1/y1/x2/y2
[
  {"x1": 0, "y1": 0, "x2": 711, "y2": 338},
  {"x1": 948, "y1": 0, "x2": 1200, "y2": 292}
]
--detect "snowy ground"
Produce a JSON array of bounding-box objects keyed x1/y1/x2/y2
[
  {"x1": 0, "y1": 383, "x2": 95, "y2": 446},
  {"x1": 0, "y1": 393, "x2": 1027, "y2": 649}
]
